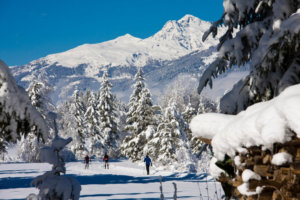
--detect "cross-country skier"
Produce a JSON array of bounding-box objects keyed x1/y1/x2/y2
[
  {"x1": 84, "y1": 154, "x2": 90, "y2": 169},
  {"x1": 144, "y1": 155, "x2": 152, "y2": 175},
  {"x1": 103, "y1": 153, "x2": 109, "y2": 169}
]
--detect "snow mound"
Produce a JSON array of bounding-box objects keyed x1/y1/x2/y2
[
  {"x1": 271, "y1": 152, "x2": 293, "y2": 166},
  {"x1": 242, "y1": 169, "x2": 261, "y2": 182},
  {"x1": 209, "y1": 157, "x2": 226, "y2": 179},
  {"x1": 191, "y1": 84, "x2": 300, "y2": 161}
]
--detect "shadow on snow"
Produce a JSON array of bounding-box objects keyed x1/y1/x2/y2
[{"x1": 0, "y1": 172, "x2": 211, "y2": 190}]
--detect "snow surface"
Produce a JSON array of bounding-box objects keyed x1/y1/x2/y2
[
  {"x1": 0, "y1": 160, "x2": 224, "y2": 200},
  {"x1": 191, "y1": 84, "x2": 300, "y2": 161}
]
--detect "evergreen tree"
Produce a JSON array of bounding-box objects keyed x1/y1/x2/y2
[
  {"x1": 59, "y1": 91, "x2": 88, "y2": 158},
  {"x1": 122, "y1": 69, "x2": 160, "y2": 161},
  {"x1": 26, "y1": 73, "x2": 56, "y2": 127},
  {"x1": 23, "y1": 80, "x2": 57, "y2": 161},
  {"x1": 147, "y1": 101, "x2": 194, "y2": 170},
  {"x1": 82, "y1": 90, "x2": 102, "y2": 156},
  {"x1": 198, "y1": 0, "x2": 300, "y2": 114},
  {"x1": 114, "y1": 98, "x2": 129, "y2": 141},
  {"x1": 122, "y1": 88, "x2": 158, "y2": 161},
  {"x1": 83, "y1": 89, "x2": 93, "y2": 107},
  {"x1": 58, "y1": 84, "x2": 122, "y2": 159},
  {"x1": 0, "y1": 60, "x2": 48, "y2": 154},
  {"x1": 197, "y1": 96, "x2": 217, "y2": 114},
  {"x1": 181, "y1": 103, "x2": 203, "y2": 158},
  {"x1": 97, "y1": 71, "x2": 119, "y2": 157},
  {"x1": 84, "y1": 101, "x2": 102, "y2": 155},
  {"x1": 182, "y1": 103, "x2": 197, "y2": 124},
  {"x1": 18, "y1": 132, "x2": 41, "y2": 162},
  {"x1": 129, "y1": 88, "x2": 157, "y2": 134},
  {"x1": 58, "y1": 90, "x2": 99, "y2": 159},
  {"x1": 125, "y1": 68, "x2": 145, "y2": 131}
]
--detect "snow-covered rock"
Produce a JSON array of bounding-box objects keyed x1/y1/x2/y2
[
  {"x1": 241, "y1": 169, "x2": 261, "y2": 183},
  {"x1": 271, "y1": 152, "x2": 293, "y2": 166}
]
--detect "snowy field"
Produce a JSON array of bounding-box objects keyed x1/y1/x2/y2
[{"x1": 0, "y1": 159, "x2": 224, "y2": 200}]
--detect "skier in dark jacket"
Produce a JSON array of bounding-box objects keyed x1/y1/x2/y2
[
  {"x1": 103, "y1": 153, "x2": 109, "y2": 169},
  {"x1": 84, "y1": 154, "x2": 90, "y2": 169},
  {"x1": 144, "y1": 155, "x2": 152, "y2": 175}
]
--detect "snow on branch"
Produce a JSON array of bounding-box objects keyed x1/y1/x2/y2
[
  {"x1": 197, "y1": 58, "x2": 228, "y2": 94},
  {"x1": 0, "y1": 60, "x2": 48, "y2": 145}
]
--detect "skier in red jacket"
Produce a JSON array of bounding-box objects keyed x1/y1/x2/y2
[{"x1": 103, "y1": 153, "x2": 109, "y2": 169}]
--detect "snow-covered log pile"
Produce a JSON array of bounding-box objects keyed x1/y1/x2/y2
[{"x1": 191, "y1": 84, "x2": 300, "y2": 199}]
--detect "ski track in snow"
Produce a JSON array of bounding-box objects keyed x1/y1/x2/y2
[{"x1": 0, "y1": 159, "x2": 223, "y2": 200}]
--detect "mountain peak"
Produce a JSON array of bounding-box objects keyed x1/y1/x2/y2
[
  {"x1": 115, "y1": 33, "x2": 141, "y2": 41},
  {"x1": 119, "y1": 33, "x2": 136, "y2": 39},
  {"x1": 178, "y1": 14, "x2": 198, "y2": 23},
  {"x1": 149, "y1": 15, "x2": 214, "y2": 51}
]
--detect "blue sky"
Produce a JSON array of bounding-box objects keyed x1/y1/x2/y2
[{"x1": 0, "y1": 0, "x2": 223, "y2": 66}]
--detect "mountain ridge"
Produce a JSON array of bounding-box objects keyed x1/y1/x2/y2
[
  {"x1": 21, "y1": 15, "x2": 219, "y2": 69},
  {"x1": 9, "y1": 15, "x2": 246, "y2": 105}
]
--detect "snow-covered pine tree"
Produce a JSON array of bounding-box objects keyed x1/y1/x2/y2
[
  {"x1": 19, "y1": 80, "x2": 57, "y2": 162},
  {"x1": 114, "y1": 98, "x2": 128, "y2": 141},
  {"x1": 197, "y1": 96, "x2": 217, "y2": 114},
  {"x1": 122, "y1": 69, "x2": 160, "y2": 161},
  {"x1": 0, "y1": 60, "x2": 48, "y2": 155},
  {"x1": 198, "y1": 0, "x2": 300, "y2": 114},
  {"x1": 26, "y1": 73, "x2": 56, "y2": 133},
  {"x1": 16, "y1": 132, "x2": 42, "y2": 162},
  {"x1": 82, "y1": 90, "x2": 102, "y2": 156},
  {"x1": 125, "y1": 68, "x2": 145, "y2": 132},
  {"x1": 83, "y1": 89, "x2": 93, "y2": 108},
  {"x1": 130, "y1": 88, "x2": 157, "y2": 135},
  {"x1": 97, "y1": 71, "x2": 119, "y2": 157},
  {"x1": 59, "y1": 91, "x2": 88, "y2": 159},
  {"x1": 122, "y1": 88, "x2": 159, "y2": 161},
  {"x1": 181, "y1": 102, "x2": 204, "y2": 158},
  {"x1": 182, "y1": 103, "x2": 197, "y2": 124},
  {"x1": 72, "y1": 91, "x2": 89, "y2": 158},
  {"x1": 147, "y1": 100, "x2": 194, "y2": 171}
]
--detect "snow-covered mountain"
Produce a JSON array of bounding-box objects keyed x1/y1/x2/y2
[{"x1": 10, "y1": 15, "x2": 245, "y2": 104}]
